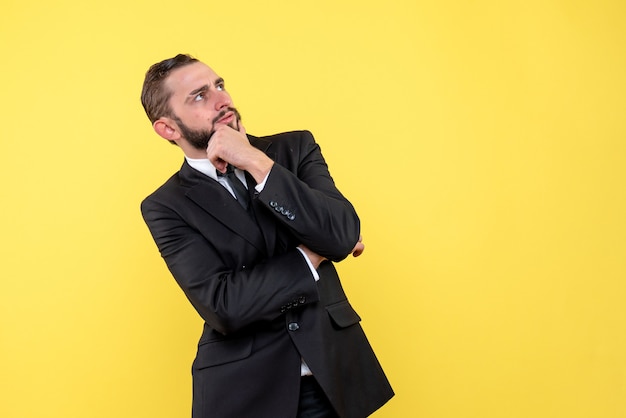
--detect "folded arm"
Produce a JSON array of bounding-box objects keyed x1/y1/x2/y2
[
  {"x1": 141, "y1": 199, "x2": 320, "y2": 335},
  {"x1": 256, "y1": 131, "x2": 361, "y2": 261}
]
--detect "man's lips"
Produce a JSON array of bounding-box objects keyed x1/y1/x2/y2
[{"x1": 216, "y1": 112, "x2": 234, "y2": 125}]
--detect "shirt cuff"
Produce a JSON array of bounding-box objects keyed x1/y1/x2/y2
[
  {"x1": 295, "y1": 247, "x2": 320, "y2": 282},
  {"x1": 254, "y1": 169, "x2": 271, "y2": 193}
]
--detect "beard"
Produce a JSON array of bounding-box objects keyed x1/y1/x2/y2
[{"x1": 174, "y1": 107, "x2": 242, "y2": 150}]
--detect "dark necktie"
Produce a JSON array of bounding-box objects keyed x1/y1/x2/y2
[{"x1": 217, "y1": 165, "x2": 250, "y2": 211}]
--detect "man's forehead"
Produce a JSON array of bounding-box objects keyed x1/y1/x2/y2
[{"x1": 166, "y1": 62, "x2": 220, "y2": 95}]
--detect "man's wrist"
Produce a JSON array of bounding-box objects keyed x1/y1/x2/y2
[{"x1": 247, "y1": 156, "x2": 274, "y2": 184}]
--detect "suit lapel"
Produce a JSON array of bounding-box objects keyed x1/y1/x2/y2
[
  {"x1": 177, "y1": 135, "x2": 278, "y2": 255},
  {"x1": 180, "y1": 161, "x2": 266, "y2": 253}
]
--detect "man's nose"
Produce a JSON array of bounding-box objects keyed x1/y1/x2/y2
[{"x1": 214, "y1": 91, "x2": 232, "y2": 110}]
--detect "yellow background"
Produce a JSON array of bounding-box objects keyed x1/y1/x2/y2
[{"x1": 1, "y1": 1, "x2": 625, "y2": 417}]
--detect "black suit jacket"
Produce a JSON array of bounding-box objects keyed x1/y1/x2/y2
[{"x1": 141, "y1": 131, "x2": 393, "y2": 418}]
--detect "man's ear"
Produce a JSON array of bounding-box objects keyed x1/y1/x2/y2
[{"x1": 153, "y1": 117, "x2": 181, "y2": 143}]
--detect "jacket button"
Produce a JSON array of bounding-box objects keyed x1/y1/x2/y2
[{"x1": 288, "y1": 322, "x2": 300, "y2": 331}]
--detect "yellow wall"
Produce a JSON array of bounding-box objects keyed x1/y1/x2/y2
[{"x1": 2, "y1": 1, "x2": 625, "y2": 417}]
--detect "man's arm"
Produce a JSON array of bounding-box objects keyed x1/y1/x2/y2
[
  {"x1": 207, "y1": 127, "x2": 361, "y2": 261},
  {"x1": 141, "y1": 198, "x2": 320, "y2": 336},
  {"x1": 256, "y1": 131, "x2": 361, "y2": 261}
]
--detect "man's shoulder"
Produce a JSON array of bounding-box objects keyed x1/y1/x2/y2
[
  {"x1": 249, "y1": 130, "x2": 315, "y2": 148},
  {"x1": 141, "y1": 170, "x2": 185, "y2": 208}
]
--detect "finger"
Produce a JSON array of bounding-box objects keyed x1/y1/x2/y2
[
  {"x1": 211, "y1": 157, "x2": 228, "y2": 173},
  {"x1": 238, "y1": 120, "x2": 247, "y2": 136},
  {"x1": 352, "y1": 242, "x2": 365, "y2": 257}
]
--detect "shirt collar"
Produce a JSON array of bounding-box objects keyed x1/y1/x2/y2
[{"x1": 185, "y1": 157, "x2": 219, "y2": 181}]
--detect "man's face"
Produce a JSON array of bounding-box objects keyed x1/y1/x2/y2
[{"x1": 164, "y1": 62, "x2": 241, "y2": 150}]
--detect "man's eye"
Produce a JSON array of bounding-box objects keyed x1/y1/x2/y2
[
  {"x1": 216, "y1": 84, "x2": 225, "y2": 91},
  {"x1": 194, "y1": 93, "x2": 205, "y2": 102}
]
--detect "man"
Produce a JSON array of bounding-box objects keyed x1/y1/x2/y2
[{"x1": 140, "y1": 54, "x2": 393, "y2": 418}]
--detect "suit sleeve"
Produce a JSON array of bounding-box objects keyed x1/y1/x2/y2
[
  {"x1": 141, "y1": 197, "x2": 320, "y2": 336},
  {"x1": 257, "y1": 130, "x2": 361, "y2": 261}
]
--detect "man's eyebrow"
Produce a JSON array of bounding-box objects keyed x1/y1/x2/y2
[
  {"x1": 188, "y1": 84, "x2": 209, "y2": 97},
  {"x1": 186, "y1": 78, "x2": 224, "y2": 101}
]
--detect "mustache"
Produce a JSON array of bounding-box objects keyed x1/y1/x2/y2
[{"x1": 212, "y1": 107, "x2": 241, "y2": 125}]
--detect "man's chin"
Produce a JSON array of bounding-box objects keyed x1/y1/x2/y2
[
  {"x1": 183, "y1": 131, "x2": 213, "y2": 151},
  {"x1": 189, "y1": 141, "x2": 210, "y2": 151}
]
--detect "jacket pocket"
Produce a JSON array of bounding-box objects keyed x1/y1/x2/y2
[
  {"x1": 193, "y1": 336, "x2": 253, "y2": 370},
  {"x1": 325, "y1": 300, "x2": 362, "y2": 329}
]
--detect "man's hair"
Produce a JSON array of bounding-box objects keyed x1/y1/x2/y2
[{"x1": 141, "y1": 54, "x2": 199, "y2": 123}]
